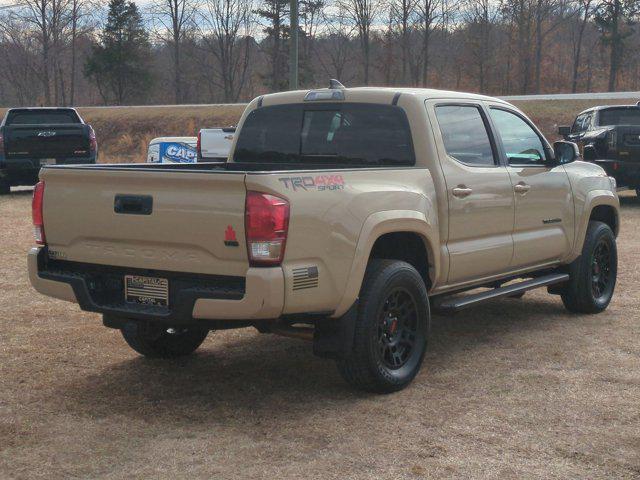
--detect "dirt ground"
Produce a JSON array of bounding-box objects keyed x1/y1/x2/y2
[{"x1": 1, "y1": 190, "x2": 639, "y2": 479}]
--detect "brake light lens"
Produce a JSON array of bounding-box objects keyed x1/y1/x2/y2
[
  {"x1": 88, "y1": 125, "x2": 97, "y2": 153},
  {"x1": 197, "y1": 131, "x2": 202, "y2": 160},
  {"x1": 245, "y1": 191, "x2": 289, "y2": 266},
  {"x1": 32, "y1": 181, "x2": 46, "y2": 245}
]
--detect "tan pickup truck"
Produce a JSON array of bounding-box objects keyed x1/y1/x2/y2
[{"x1": 28, "y1": 86, "x2": 620, "y2": 392}]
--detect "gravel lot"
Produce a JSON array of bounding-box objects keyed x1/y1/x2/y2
[{"x1": 1, "y1": 190, "x2": 639, "y2": 479}]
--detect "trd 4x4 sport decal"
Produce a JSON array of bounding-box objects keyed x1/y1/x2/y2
[{"x1": 278, "y1": 175, "x2": 345, "y2": 192}]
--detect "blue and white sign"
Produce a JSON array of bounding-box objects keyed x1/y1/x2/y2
[{"x1": 160, "y1": 142, "x2": 197, "y2": 163}]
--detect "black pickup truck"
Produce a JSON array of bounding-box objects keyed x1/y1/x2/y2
[
  {"x1": 0, "y1": 108, "x2": 97, "y2": 194},
  {"x1": 559, "y1": 103, "x2": 640, "y2": 196}
]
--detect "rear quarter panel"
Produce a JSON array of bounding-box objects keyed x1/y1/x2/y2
[{"x1": 245, "y1": 169, "x2": 439, "y2": 317}]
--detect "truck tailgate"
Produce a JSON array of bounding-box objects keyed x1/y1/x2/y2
[
  {"x1": 5, "y1": 124, "x2": 90, "y2": 158},
  {"x1": 40, "y1": 166, "x2": 249, "y2": 277}
]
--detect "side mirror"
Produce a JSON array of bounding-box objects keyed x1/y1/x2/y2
[
  {"x1": 553, "y1": 141, "x2": 580, "y2": 165},
  {"x1": 558, "y1": 125, "x2": 571, "y2": 138}
]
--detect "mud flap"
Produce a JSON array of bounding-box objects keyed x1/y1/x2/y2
[{"x1": 312, "y1": 302, "x2": 358, "y2": 360}]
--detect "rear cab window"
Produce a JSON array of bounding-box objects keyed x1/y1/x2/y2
[
  {"x1": 233, "y1": 103, "x2": 415, "y2": 167},
  {"x1": 5, "y1": 110, "x2": 80, "y2": 125},
  {"x1": 599, "y1": 107, "x2": 640, "y2": 126}
]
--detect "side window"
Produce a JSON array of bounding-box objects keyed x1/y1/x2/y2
[
  {"x1": 435, "y1": 105, "x2": 496, "y2": 166},
  {"x1": 490, "y1": 108, "x2": 547, "y2": 166},
  {"x1": 583, "y1": 113, "x2": 593, "y2": 131}
]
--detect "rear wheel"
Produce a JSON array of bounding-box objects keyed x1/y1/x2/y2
[
  {"x1": 561, "y1": 221, "x2": 617, "y2": 313},
  {"x1": 120, "y1": 322, "x2": 209, "y2": 358},
  {"x1": 337, "y1": 260, "x2": 429, "y2": 393}
]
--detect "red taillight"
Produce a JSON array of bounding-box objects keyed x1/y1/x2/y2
[
  {"x1": 245, "y1": 191, "x2": 289, "y2": 266},
  {"x1": 88, "y1": 125, "x2": 97, "y2": 153},
  {"x1": 32, "y1": 181, "x2": 46, "y2": 245},
  {"x1": 197, "y1": 131, "x2": 202, "y2": 160}
]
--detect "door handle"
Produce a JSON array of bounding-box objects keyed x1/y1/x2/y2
[
  {"x1": 452, "y1": 186, "x2": 473, "y2": 198},
  {"x1": 514, "y1": 182, "x2": 531, "y2": 194},
  {"x1": 114, "y1": 194, "x2": 153, "y2": 215}
]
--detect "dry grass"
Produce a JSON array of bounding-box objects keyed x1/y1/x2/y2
[
  {"x1": 0, "y1": 190, "x2": 639, "y2": 479},
  {"x1": 0, "y1": 97, "x2": 638, "y2": 163}
]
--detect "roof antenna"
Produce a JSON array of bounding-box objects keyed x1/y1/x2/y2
[{"x1": 329, "y1": 79, "x2": 345, "y2": 90}]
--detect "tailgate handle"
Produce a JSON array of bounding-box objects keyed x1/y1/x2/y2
[{"x1": 114, "y1": 195, "x2": 153, "y2": 215}]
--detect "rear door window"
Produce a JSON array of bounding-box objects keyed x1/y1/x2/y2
[
  {"x1": 6, "y1": 110, "x2": 80, "y2": 125},
  {"x1": 434, "y1": 105, "x2": 497, "y2": 166},
  {"x1": 233, "y1": 103, "x2": 415, "y2": 166}
]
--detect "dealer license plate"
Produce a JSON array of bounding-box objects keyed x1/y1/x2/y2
[{"x1": 124, "y1": 275, "x2": 169, "y2": 306}]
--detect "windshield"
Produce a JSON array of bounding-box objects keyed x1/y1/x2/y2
[
  {"x1": 599, "y1": 108, "x2": 640, "y2": 126},
  {"x1": 233, "y1": 103, "x2": 415, "y2": 166}
]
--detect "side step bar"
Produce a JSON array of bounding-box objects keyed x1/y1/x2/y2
[{"x1": 434, "y1": 273, "x2": 570, "y2": 313}]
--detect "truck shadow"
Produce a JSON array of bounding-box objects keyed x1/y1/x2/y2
[
  {"x1": 57, "y1": 296, "x2": 572, "y2": 424},
  {"x1": 619, "y1": 195, "x2": 640, "y2": 208}
]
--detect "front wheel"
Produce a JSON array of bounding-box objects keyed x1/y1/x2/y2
[
  {"x1": 561, "y1": 221, "x2": 617, "y2": 314},
  {"x1": 337, "y1": 260, "x2": 429, "y2": 393},
  {"x1": 121, "y1": 322, "x2": 209, "y2": 358},
  {"x1": 0, "y1": 178, "x2": 9, "y2": 195}
]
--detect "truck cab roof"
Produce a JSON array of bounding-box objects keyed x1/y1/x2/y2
[{"x1": 258, "y1": 86, "x2": 511, "y2": 107}]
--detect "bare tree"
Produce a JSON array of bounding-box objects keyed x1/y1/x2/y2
[
  {"x1": 201, "y1": 0, "x2": 255, "y2": 101},
  {"x1": 570, "y1": 0, "x2": 594, "y2": 91},
  {"x1": 390, "y1": 0, "x2": 419, "y2": 84},
  {"x1": 151, "y1": 0, "x2": 198, "y2": 103},
  {"x1": 463, "y1": 0, "x2": 497, "y2": 91},
  {"x1": 417, "y1": 0, "x2": 444, "y2": 86},
  {"x1": 338, "y1": 0, "x2": 381, "y2": 84},
  {"x1": 0, "y1": 14, "x2": 42, "y2": 105},
  {"x1": 316, "y1": 4, "x2": 356, "y2": 82},
  {"x1": 299, "y1": 0, "x2": 325, "y2": 84}
]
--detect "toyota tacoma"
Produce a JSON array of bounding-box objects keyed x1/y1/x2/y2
[{"x1": 28, "y1": 85, "x2": 619, "y2": 392}]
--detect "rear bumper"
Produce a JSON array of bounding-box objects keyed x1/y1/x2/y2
[
  {"x1": 1, "y1": 157, "x2": 96, "y2": 186},
  {"x1": 28, "y1": 247, "x2": 284, "y2": 323},
  {"x1": 593, "y1": 159, "x2": 640, "y2": 188}
]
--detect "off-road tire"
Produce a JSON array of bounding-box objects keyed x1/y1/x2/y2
[
  {"x1": 561, "y1": 221, "x2": 617, "y2": 314},
  {"x1": 121, "y1": 322, "x2": 209, "y2": 358},
  {"x1": 337, "y1": 260, "x2": 429, "y2": 393}
]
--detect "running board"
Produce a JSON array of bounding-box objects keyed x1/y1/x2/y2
[{"x1": 434, "y1": 273, "x2": 570, "y2": 313}]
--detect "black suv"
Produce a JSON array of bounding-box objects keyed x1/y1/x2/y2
[{"x1": 559, "y1": 104, "x2": 640, "y2": 196}]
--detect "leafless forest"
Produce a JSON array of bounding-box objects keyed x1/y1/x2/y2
[{"x1": 1, "y1": 0, "x2": 639, "y2": 107}]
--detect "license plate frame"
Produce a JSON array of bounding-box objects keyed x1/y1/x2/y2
[{"x1": 124, "y1": 275, "x2": 169, "y2": 307}]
